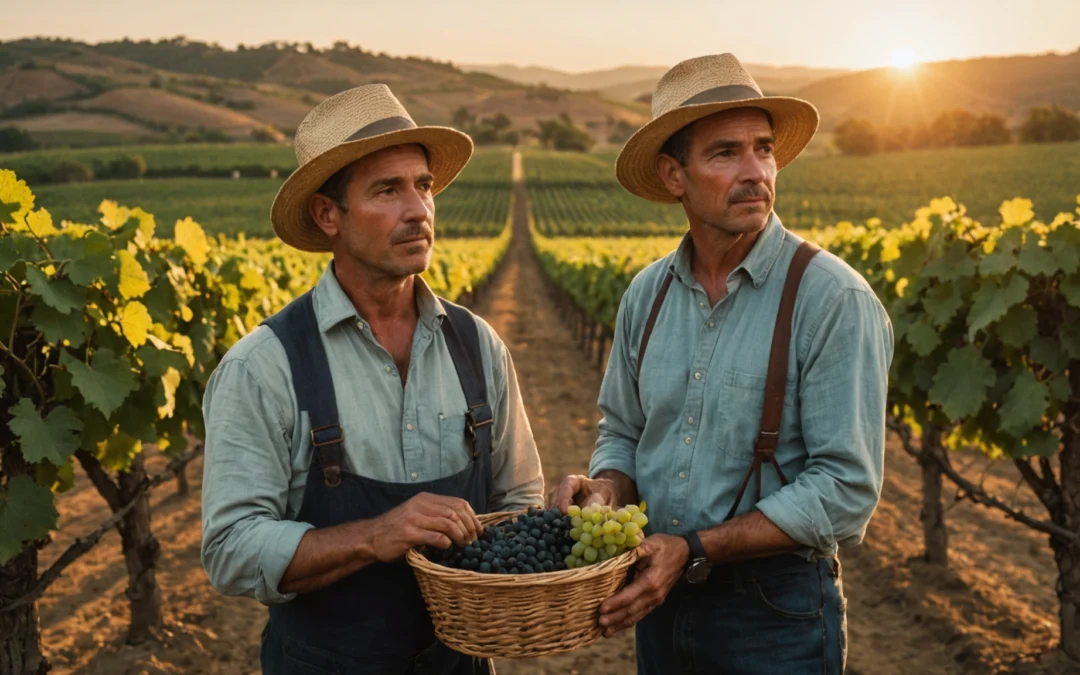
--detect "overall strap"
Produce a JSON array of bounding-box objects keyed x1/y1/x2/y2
[
  {"x1": 261, "y1": 291, "x2": 345, "y2": 488},
  {"x1": 725, "y1": 241, "x2": 820, "y2": 521},
  {"x1": 637, "y1": 271, "x2": 675, "y2": 380},
  {"x1": 439, "y1": 300, "x2": 494, "y2": 459}
]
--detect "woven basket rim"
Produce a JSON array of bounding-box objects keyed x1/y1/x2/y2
[{"x1": 406, "y1": 509, "x2": 641, "y2": 587}]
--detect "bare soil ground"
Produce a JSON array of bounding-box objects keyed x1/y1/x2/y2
[{"x1": 35, "y1": 171, "x2": 1075, "y2": 674}]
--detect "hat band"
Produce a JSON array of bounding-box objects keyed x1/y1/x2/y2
[
  {"x1": 345, "y1": 115, "x2": 417, "y2": 142},
  {"x1": 680, "y1": 84, "x2": 762, "y2": 107}
]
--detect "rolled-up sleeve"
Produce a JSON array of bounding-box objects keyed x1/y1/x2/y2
[
  {"x1": 485, "y1": 330, "x2": 545, "y2": 511},
  {"x1": 590, "y1": 291, "x2": 643, "y2": 481},
  {"x1": 201, "y1": 357, "x2": 311, "y2": 605},
  {"x1": 756, "y1": 287, "x2": 894, "y2": 554}
]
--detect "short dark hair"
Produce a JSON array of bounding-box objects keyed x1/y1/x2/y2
[
  {"x1": 315, "y1": 143, "x2": 433, "y2": 211},
  {"x1": 658, "y1": 107, "x2": 775, "y2": 167}
]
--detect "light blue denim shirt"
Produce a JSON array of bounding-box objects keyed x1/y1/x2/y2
[
  {"x1": 201, "y1": 264, "x2": 544, "y2": 605},
  {"x1": 590, "y1": 213, "x2": 894, "y2": 558}
]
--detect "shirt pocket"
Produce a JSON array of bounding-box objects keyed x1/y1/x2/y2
[
  {"x1": 715, "y1": 368, "x2": 799, "y2": 466},
  {"x1": 438, "y1": 412, "x2": 471, "y2": 478}
]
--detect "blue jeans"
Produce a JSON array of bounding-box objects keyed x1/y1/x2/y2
[{"x1": 636, "y1": 555, "x2": 846, "y2": 675}]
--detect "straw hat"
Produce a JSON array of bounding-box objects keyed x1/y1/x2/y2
[
  {"x1": 270, "y1": 84, "x2": 474, "y2": 251},
  {"x1": 616, "y1": 53, "x2": 819, "y2": 203}
]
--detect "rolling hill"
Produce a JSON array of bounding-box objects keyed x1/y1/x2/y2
[
  {"x1": 0, "y1": 38, "x2": 650, "y2": 147},
  {"x1": 793, "y1": 49, "x2": 1080, "y2": 131}
]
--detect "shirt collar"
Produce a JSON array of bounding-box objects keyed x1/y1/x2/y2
[
  {"x1": 670, "y1": 211, "x2": 788, "y2": 290},
  {"x1": 313, "y1": 262, "x2": 447, "y2": 334}
]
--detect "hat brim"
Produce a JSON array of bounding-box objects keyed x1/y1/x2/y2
[
  {"x1": 270, "y1": 126, "x2": 474, "y2": 252},
  {"x1": 615, "y1": 97, "x2": 819, "y2": 204}
]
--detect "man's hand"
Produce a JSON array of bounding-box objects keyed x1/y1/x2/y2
[
  {"x1": 598, "y1": 534, "x2": 689, "y2": 638},
  {"x1": 367, "y1": 492, "x2": 483, "y2": 562},
  {"x1": 553, "y1": 470, "x2": 637, "y2": 513}
]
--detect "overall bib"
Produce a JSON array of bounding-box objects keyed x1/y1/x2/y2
[{"x1": 258, "y1": 291, "x2": 496, "y2": 675}]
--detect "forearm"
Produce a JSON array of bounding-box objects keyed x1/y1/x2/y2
[
  {"x1": 279, "y1": 518, "x2": 379, "y2": 595},
  {"x1": 593, "y1": 469, "x2": 639, "y2": 507},
  {"x1": 697, "y1": 511, "x2": 800, "y2": 564}
]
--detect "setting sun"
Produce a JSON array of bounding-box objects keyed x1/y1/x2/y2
[{"x1": 890, "y1": 46, "x2": 919, "y2": 70}]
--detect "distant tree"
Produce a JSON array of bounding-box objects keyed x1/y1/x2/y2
[
  {"x1": 251, "y1": 124, "x2": 283, "y2": 143},
  {"x1": 97, "y1": 155, "x2": 147, "y2": 180},
  {"x1": 607, "y1": 119, "x2": 639, "y2": 145},
  {"x1": 537, "y1": 113, "x2": 594, "y2": 152},
  {"x1": 928, "y1": 109, "x2": 978, "y2": 147},
  {"x1": 452, "y1": 106, "x2": 477, "y2": 129},
  {"x1": 52, "y1": 160, "x2": 94, "y2": 183},
  {"x1": 968, "y1": 113, "x2": 1011, "y2": 146},
  {"x1": 878, "y1": 125, "x2": 911, "y2": 152},
  {"x1": 0, "y1": 126, "x2": 40, "y2": 153},
  {"x1": 1020, "y1": 104, "x2": 1080, "y2": 143},
  {"x1": 833, "y1": 118, "x2": 880, "y2": 155}
]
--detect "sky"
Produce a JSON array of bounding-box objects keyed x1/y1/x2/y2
[{"x1": 4, "y1": 0, "x2": 1078, "y2": 73}]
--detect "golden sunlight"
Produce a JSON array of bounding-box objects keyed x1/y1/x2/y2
[{"x1": 889, "y1": 47, "x2": 919, "y2": 70}]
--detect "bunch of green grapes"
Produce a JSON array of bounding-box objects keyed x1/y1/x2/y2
[{"x1": 563, "y1": 502, "x2": 649, "y2": 569}]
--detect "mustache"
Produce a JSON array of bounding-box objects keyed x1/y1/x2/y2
[
  {"x1": 390, "y1": 221, "x2": 433, "y2": 245},
  {"x1": 728, "y1": 186, "x2": 771, "y2": 204}
]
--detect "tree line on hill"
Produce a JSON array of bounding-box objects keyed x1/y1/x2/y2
[{"x1": 834, "y1": 104, "x2": 1080, "y2": 156}]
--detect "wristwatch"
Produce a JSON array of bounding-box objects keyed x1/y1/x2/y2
[{"x1": 682, "y1": 530, "x2": 712, "y2": 584}]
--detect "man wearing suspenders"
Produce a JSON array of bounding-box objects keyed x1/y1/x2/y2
[
  {"x1": 201, "y1": 85, "x2": 544, "y2": 674},
  {"x1": 556, "y1": 54, "x2": 894, "y2": 673}
]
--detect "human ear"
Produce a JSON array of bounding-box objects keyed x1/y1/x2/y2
[
  {"x1": 655, "y1": 154, "x2": 686, "y2": 200},
  {"x1": 308, "y1": 193, "x2": 343, "y2": 238}
]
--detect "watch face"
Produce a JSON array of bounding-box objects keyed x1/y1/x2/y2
[{"x1": 686, "y1": 559, "x2": 712, "y2": 584}]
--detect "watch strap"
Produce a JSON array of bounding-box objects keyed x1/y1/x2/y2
[{"x1": 683, "y1": 530, "x2": 707, "y2": 561}]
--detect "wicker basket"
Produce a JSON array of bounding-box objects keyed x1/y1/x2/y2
[{"x1": 406, "y1": 510, "x2": 639, "y2": 658}]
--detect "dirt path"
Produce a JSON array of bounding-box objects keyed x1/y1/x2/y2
[{"x1": 34, "y1": 153, "x2": 1071, "y2": 674}]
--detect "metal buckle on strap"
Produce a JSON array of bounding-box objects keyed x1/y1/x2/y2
[
  {"x1": 755, "y1": 430, "x2": 780, "y2": 452},
  {"x1": 310, "y1": 424, "x2": 344, "y2": 448},
  {"x1": 464, "y1": 404, "x2": 493, "y2": 457}
]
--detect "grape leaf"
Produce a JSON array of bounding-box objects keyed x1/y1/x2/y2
[
  {"x1": 924, "y1": 241, "x2": 977, "y2": 282},
  {"x1": 995, "y1": 305, "x2": 1037, "y2": 348},
  {"x1": 967, "y1": 273, "x2": 1029, "y2": 339},
  {"x1": 159, "y1": 367, "x2": 181, "y2": 419},
  {"x1": 24, "y1": 266, "x2": 85, "y2": 315},
  {"x1": 1062, "y1": 321, "x2": 1080, "y2": 359},
  {"x1": 141, "y1": 277, "x2": 180, "y2": 324},
  {"x1": 978, "y1": 248, "x2": 1017, "y2": 277},
  {"x1": 119, "y1": 301, "x2": 151, "y2": 348},
  {"x1": 1016, "y1": 430, "x2": 1059, "y2": 458},
  {"x1": 7, "y1": 399, "x2": 83, "y2": 466},
  {"x1": 60, "y1": 348, "x2": 138, "y2": 418},
  {"x1": 36, "y1": 458, "x2": 76, "y2": 493},
  {"x1": 175, "y1": 217, "x2": 209, "y2": 267},
  {"x1": 1061, "y1": 273, "x2": 1080, "y2": 307},
  {"x1": 0, "y1": 234, "x2": 41, "y2": 270},
  {"x1": 1049, "y1": 374, "x2": 1071, "y2": 403},
  {"x1": 31, "y1": 303, "x2": 88, "y2": 348},
  {"x1": 136, "y1": 340, "x2": 190, "y2": 378},
  {"x1": 905, "y1": 320, "x2": 940, "y2": 356},
  {"x1": 1017, "y1": 237, "x2": 1059, "y2": 277},
  {"x1": 0, "y1": 475, "x2": 59, "y2": 565},
  {"x1": 97, "y1": 433, "x2": 142, "y2": 472},
  {"x1": 929, "y1": 345, "x2": 995, "y2": 419},
  {"x1": 998, "y1": 370, "x2": 1050, "y2": 437},
  {"x1": 1029, "y1": 336, "x2": 1069, "y2": 373},
  {"x1": 116, "y1": 249, "x2": 151, "y2": 299},
  {"x1": 922, "y1": 283, "x2": 963, "y2": 327},
  {"x1": 60, "y1": 232, "x2": 114, "y2": 286}
]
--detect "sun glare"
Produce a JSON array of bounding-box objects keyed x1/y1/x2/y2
[{"x1": 890, "y1": 47, "x2": 919, "y2": 70}]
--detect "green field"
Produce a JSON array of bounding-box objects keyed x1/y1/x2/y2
[
  {"x1": 26, "y1": 148, "x2": 512, "y2": 237},
  {"x1": 2, "y1": 143, "x2": 297, "y2": 179},
  {"x1": 543, "y1": 141, "x2": 1080, "y2": 235}
]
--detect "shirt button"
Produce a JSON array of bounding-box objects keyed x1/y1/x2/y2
[
  {"x1": 355, "y1": 320, "x2": 364, "y2": 330},
  {"x1": 694, "y1": 372, "x2": 702, "y2": 380},
  {"x1": 406, "y1": 423, "x2": 414, "y2": 431},
  {"x1": 699, "y1": 301, "x2": 706, "y2": 308},
  {"x1": 410, "y1": 472, "x2": 418, "y2": 481},
  {"x1": 684, "y1": 436, "x2": 692, "y2": 444},
  {"x1": 688, "y1": 416, "x2": 694, "y2": 424},
  {"x1": 678, "y1": 472, "x2": 687, "y2": 479},
  {"x1": 672, "y1": 519, "x2": 680, "y2": 526},
  {"x1": 385, "y1": 366, "x2": 393, "y2": 374},
  {"x1": 707, "y1": 321, "x2": 715, "y2": 328}
]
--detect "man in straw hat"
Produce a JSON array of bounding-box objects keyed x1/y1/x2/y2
[
  {"x1": 201, "y1": 84, "x2": 543, "y2": 674},
  {"x1": 556, "y1": 54, "x2": 893, "y2": 673}
]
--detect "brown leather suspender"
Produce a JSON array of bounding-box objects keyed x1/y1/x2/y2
[{"x1": 635, "y1": 241, "x2": 821, "y2": 521}]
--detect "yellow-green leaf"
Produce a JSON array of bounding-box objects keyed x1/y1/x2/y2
[
  {"x1": 116, "y1": 249, "x2": 151, "y2": 299},
  {"x1": 158, "y1": 367, "x2": 181, "y2": 419},
  {"x1": 175, "y1": 217, "x2": 209, "y2": 267},
  {"x1": 119, "y1": 301, "x2": 152, "y2": 347},
  {"x1": 999, "y1": 198, "x2": 1034, "y2": 226}
]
